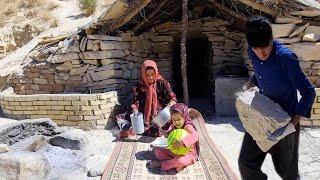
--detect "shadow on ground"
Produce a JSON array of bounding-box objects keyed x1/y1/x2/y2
[{"x1": 204, "y1": 115, "x2": 245, "y2": 132}]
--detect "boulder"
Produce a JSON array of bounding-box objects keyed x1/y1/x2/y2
[
  {"x1": 11, "y1": 135, "x2": 48, "y2": 152},
  {"x1": 303, "y1": 26, "x2": 320, "y2": 42},
  {"x1": 0, "y1": 151, "x2": 50, "y2": 179},
  {"x1": 274, "y1": 16, "x2": 302, "y2": 24},
  {"x1": 50, "y1": 129, "x2": 88, "y2": 150}
]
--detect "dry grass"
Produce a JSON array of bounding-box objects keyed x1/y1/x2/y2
[
  {"x1": 46, "y1": 1, "x2": 59, "y2": 11},
  {"x1": 0, "y1": 0, "x2": 60, "y2": 27},
  {"x1": 50, "y1": 18, "x2": 59, "y2": 28},
  {"x1": 79, "y1": 0, "x2": 97, "y2": 16}
]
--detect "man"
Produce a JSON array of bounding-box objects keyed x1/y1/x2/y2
[{"x1": 239, "y1": 16, "x2": 316, "y2": 180}]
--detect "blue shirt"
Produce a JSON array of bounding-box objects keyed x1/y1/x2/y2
[{"x1": 249, "y1": 40, "x2": 316, "y2": 118}]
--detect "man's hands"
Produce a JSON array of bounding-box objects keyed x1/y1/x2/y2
[
  {"x1": 243, "y1": 80, "x2": 256, "y2": 91},
  {"x1": 291, "y1": 114, "x2": 302, "y2": 126}
]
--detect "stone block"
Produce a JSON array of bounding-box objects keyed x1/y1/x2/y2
[
  {"x1": 271, "y1": 24, "x2": 296, "y2": 38},
  {"x1": 57, "y1": 101, "x2": 72, "y2": 106},
  {"x1": 20, "y1": 102, "x2": 32, "y2": 106},
  {"x1": 50, "y1": 129, "x2": 88, "y2": 150},
  {"x1": 83, "y1": 50, "x2": 126, "y2": 59},
  {"x1": 0, "y1": 151, "x2": 50, "y2": 179},
  {"x1": 46, "y1": 53, "x2": 79, "y2": 64},
  {"x1": 51, "y1": 106, "x2": 65, "y2": 110},
  {"x1": 286, "y1": 42, "x2": 320, "y2": 61},
  {"x1": 64, "y1": 95, "x2": 80, "y2": 101},
  {"x1": 38, "y1": 106, "x2": 52, "y2": 110},
  {"x1": 80, "y1": 95, "x2": 97, "y2": 101},
  {"x1": 33, "y1": 101, "x2": 45, "y2": 105},
  {"x1": 236, "y1": 90, "x2": 296, "y2": 152},
  {"x1": 44, "y1": 101, "x2": 58, "y2": 105},
  {"x1": 65, "y1": 106, "x2": 79, "y2": 111},
  {"x1": 215, "y1": 76, "x2": 247, "y2": 116}
]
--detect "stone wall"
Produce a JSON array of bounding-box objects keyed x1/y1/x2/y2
[
  {"x1": 5, "y1": 33, "x2": 173, "y2": 105},
  {"x1": 151, "y1": 17, "x2": 247, "y2": 99},
  {"x1": 245, "y1": 17, "x2": 320, "y2": 87},
  {"x1": 0, "y1": 91, "x2": 118, "y2": 129},
  {"x1": 307, "y1": 88, "x2": 320, "y2": 126}
]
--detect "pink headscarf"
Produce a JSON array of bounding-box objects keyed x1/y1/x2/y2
[
  {"x1": 170, "y1": 103, "x2": 195, "y2": 129},
  {"x1": 140, "y1": 60, "x2": 164, "y2": 122}
]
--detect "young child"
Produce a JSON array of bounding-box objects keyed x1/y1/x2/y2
[{"x1": 147, "y1": 103, "x2": 199, "y2": 173}]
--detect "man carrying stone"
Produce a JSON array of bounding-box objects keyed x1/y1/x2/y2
[{"x1": 239, "y1": 16, "x2": 316, "y2": 180}]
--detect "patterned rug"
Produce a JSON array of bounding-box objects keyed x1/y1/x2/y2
[{"x1": 102, "y1": 109, "x2": 238, "y2": 180}]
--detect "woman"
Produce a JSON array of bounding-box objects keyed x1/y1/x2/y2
[{"x1": 117, "y1": 60, "x2": 177, "y2": 137}]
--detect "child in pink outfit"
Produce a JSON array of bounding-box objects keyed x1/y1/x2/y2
[{"x1": 147, "y1": 103, "x2": 199, "y2": 173}]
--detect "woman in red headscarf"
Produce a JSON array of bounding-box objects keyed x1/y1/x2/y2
[{"x1": 117, "y1": 60, "x2": 177, "y2": 137}]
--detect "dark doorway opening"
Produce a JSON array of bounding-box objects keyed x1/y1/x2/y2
[{"x1": 172, "y1": 38, "x2": 213, "y2": 114}]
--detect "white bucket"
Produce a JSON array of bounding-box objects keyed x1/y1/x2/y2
[
  {"x1": 152, "y1": 106, "x2": 171, "y2": 127},
  {"x1": 130, "y1": 112, "x2": 144, "y2": 134}
]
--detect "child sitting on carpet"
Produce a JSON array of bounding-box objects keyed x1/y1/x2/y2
[{"x1": 147, "y1": 103, "x2": 199, "y2": 173}]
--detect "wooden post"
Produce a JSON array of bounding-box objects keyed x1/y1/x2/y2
[{"x1": 181, "y1": 0, "x2": 189, "y2": 105}]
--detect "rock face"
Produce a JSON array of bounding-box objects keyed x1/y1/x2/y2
[
  {"x1": 50, "y1": 129, "x2": 88, "y2": 150},
  {"x1": 0, "y1": 151, "x2": 50, "y2": 180},
  {"x1": 236, "y1": 90, "x2": 296, "y2": 152}
]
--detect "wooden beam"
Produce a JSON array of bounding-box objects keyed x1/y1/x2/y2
[
  {"x1": 181, "y1": 0, "x2": 189, "y2": 105},
  {"x1": 208, "y1": 0, "x2": 248, "y2": 25},
  {"x1": 133, "y1": 0, "x2": 170, "y2": 32},
  {"x1": 235, "y1": 0, "x2": 278, "y2": 17},
  {"x1": 107, "y1": 0, "x2": 151, "y2": 32}
]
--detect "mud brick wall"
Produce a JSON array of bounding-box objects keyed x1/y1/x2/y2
[{"x1": 0, "y1": 91, "x2": 118, "y2": 129}]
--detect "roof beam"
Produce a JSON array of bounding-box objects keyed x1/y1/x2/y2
[
  {"x1": 133, "y1": 0, "x2": 170, "y2": 33},
  {"x1": 235, "y1": 0, "x2": 278, "y2": 17},
  {"x1": 107, "y1": 0, "x2": 151, "y2": 33}
]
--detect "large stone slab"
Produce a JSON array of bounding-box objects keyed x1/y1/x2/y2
[
  {"x1": 303, "y1": 26, "x2": 320, "y2": 42},
  {"x1": 286, "y1": 42, "x2": 320, "y2": 61},
  {"x1": 100, "y1": 41, "x2": 129, "y2": 50},
  {"x1": 0, "y1": 151, "x2": 50, "y2": 179},
  {"x1": 215, "y1": 76, "x2": 247, "y2": 116},
  {"x1": 289, "y1": 23, "x2": 309, "y2": 38},
  {"x1": 11, "y1": 135, "x2": 48, "y2": 152},
  {"x1": 276, "y1": 37, "x2": 301, "y2": 44},
  {"x1": 89, "y1": 70, "x2": 123, "y2": 81},
  {"x1": 236, "y1": 90, "x2": 296, "y2": 152},
  {"x1": 46, "y1": 53, "x2": 79, "y2": 64},
  {"x1": 0, "y1": 118, "x2": 59, "y2": 145},
  {"x1": 274, "y1": 16, "x2": 303, "y2": 24},
  {"x1": 83, "y1": 50, "x2": 126, "y2": 59},
  {"x1": 50, "y1": 129, "x2": 88, "y2": 150},
  {"x1": 271, "y1": 24, "x2": 296, "y2": 38}
]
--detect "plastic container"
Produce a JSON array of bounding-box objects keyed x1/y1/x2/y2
[
  {"x1": 152, "y1": 106, "x2": 171, "y2": 127},
  {"x1": 130, "y1": 112, "x2": 144, "y2": 134}
]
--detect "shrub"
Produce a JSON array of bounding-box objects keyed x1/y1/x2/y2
[{"x1": 79, "y1": 0, "x2": 97, "y2": 16}]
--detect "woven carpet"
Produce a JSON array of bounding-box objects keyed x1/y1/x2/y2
[{"x1": 101, "y1": 109, "x2": 238, "y2": 180}]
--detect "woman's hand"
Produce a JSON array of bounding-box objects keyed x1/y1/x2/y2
[
  {"x1": 168, "y1": 100, "x2": 176, "y2": 107},
  {"x1": 132, "y1": 108, "x2": 138, "y2": 114}
]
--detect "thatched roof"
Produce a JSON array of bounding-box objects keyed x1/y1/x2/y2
[{"x1": 84, "y1": 0, "x2": 320, "y2": 35}]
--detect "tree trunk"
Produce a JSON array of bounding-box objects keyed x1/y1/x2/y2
[{"x1": 181, "y1": 0, "x2": 189, "y2": 105}]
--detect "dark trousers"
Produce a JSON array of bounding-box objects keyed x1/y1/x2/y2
[{"x1": 238, "y1": 125, "x2": 300, "y2": 180}]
